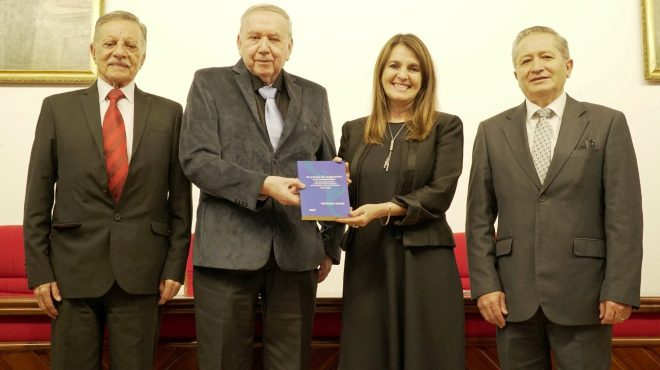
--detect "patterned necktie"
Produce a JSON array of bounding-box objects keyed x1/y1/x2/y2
[
  {"x1": 258, "y1": 85, "x2": 284, "y2": 150},
  {"x1": 532, "y1": 108, "x2": 553, "y2": 184},
  {"x1": 103, "y1": 88, "x2": 129, "y2": 204}
]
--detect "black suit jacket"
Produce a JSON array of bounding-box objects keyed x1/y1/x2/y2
[
  {"x1": 24, "y1": 83, "x2": 192, "y2": 298},
  {"x1": 338, "y1": 112, "x2": 463, "y2": 249},
  {"x1": 179, "y1": 60, "x2": 342, "y2": 271}
]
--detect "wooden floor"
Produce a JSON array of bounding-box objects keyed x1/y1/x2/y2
[
  {"x1": 1, "y1": 297, "x2": 659, "y2": 370},
  {"x1": 2, "y1": 339, "x2": 660, "y2": 370},
  {"x1": 466, "y1": 339, "x2": 660, "y2": 370}
]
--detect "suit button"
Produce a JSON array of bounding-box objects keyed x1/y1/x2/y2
[
  {"x1": 113, "y1": 213, "x2": 121, "y2": 221},
  {"x1": 539, "y1": 195, "x2": 546, "y2": 202}
]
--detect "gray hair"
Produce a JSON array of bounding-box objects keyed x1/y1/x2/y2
[
  {"x1": 512, "y1": 26, "x2": 570, "y2": 65},
  {"x1": 94, "y1": 10, "x2": 147, "y2": 45},
  {"x1": 240, "y1": 4, "x2": 292, "y2": 38}
]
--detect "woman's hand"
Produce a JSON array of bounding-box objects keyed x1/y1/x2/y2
[
  {"x1": 332, "y1": 156, "x2": 351, "y2": 185},
  {"x1": 336, "y1": 203, "x2": 388, "y2": 228}
]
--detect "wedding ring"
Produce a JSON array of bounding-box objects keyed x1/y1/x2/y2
[
  {"x1": 617, "y1": 317, "x2": 625, "y2": 321},
  {"x1": 351, "y1": 225, "x2": 358, "y2": 228}
]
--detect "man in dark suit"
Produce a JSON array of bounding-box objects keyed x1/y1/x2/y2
[
  {"x1": 179, "y1": 4, "x2": 342, "y2": 369},
  {"x1": 23, "y1": 11, "x2": 192, "y2": 370},
  {"x1": 467, "y1": 26, "x2": 643, "y2": 369}
]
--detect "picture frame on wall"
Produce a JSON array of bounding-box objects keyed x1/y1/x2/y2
[
  {"x1": 643, "y1": 0, "x2": 660, "y2": 80},
  {"x1": 0, "y1": 0, "x2": 104, "y2": 84}
]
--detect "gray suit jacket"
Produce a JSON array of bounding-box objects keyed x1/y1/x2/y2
[
  {"x1": 466, "y1": 95, "x2": 643, "y2": 325},
  {"x1": 180, "y1": 60, "x2": 342, "y2": 271},
  {"x1": 24, "y1": 83, "x2": 192, "y2": 298}
]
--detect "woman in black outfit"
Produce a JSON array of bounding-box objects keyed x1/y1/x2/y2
[{"x1": 336, "y1": 33, "x2": 465, "y2": 370}]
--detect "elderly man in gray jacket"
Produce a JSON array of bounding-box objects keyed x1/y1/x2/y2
[{"x1": 179, "y1": 4, "x2": 342, "y2": 370}]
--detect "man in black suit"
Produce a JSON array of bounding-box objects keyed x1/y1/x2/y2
[
  {"x1": 179, "y1": 4, "x2": 342, "y2": 369},
  {"x1": 23, "y1": 10, "x2": 191, "y2": 370}
]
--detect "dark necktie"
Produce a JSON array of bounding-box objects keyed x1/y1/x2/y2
[{"x1": 103, "y1": 89, "x2": 129, "y2": 204}]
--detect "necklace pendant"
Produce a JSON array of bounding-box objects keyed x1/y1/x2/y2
[
  {"x1": 383, "y1": 151, "x2": 392, "y2": 172},
  {"x1": 384, "y1": 124, "x2": 405, "y2": 172}
]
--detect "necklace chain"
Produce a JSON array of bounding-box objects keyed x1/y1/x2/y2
[
  {"x1": 383, "y1": 123, "x2": 406, "y2": 172},
  {"x1": 388, "y1": 122, "x2": 406, "y2": 142}
]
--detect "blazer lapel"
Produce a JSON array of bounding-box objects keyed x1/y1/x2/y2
[
  {"x1": 541, "y1": 95, "x2": 588, "y2": 190},
  {"x1": 397, "y1": 137, "x2": 414, "y2": 195},
  {"x1": 278, "y1": 70, "x2": 301, "y2": 150},
  {"x1": 80, "y1": 83, "x2": 104, "y2": 160},
  {"x1": 502, "y1": 102, "x2": 542, "y2": 188},
  {"x1": 131, "y1": 86, "x2": 150, "y2": 161},
  {"x1": 232, "y1": 61, "x2": 266, "y2": 140},
  {"x1": 349, "y1": 138, "x2": 369, "y2": 207}
]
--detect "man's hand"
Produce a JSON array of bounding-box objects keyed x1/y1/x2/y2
[
  {"x1": 317, "y1": 256, "x2": 333, "y2": 283},
  {"x1": 158, "y1": 279, "x2": 182, "y2": 305},
  {"x1": 599, "y1": 300, "x2": 632, "y2": 325},
  {"x1": 260, "y1": 176, "x2": 306, "y2": 206},
  {"x1": 477, "y1": 291, "x2": 508, "y2": 328},
  {"x1": 34, "y1": 281, "x2": 61, "y2": 319}
]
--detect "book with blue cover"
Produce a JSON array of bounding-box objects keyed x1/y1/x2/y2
[{"x1": 297, "y1": 161, "x2": 350, "y2": 221}]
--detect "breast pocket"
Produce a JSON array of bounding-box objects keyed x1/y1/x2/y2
[
  {"x1": 290, "y1": 116, "x2": 322, "y2": 154},
  {"x1": 569, "y1": 148, "x2": 591, "y2": 158},
  {"x1": 570, "y1": 139, "x2": 599, "y2": 158},
  {"x1": 569, "y1": 149, "x2": 599, "y2": 158},
  {"x1": 300, "y1": 116, "x2": 321, "y2": 134}
]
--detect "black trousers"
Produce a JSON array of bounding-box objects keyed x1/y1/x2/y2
[
  {"x1": 50, "y1": 282, "x2": 160, "y2": 370},
  {"x1": 496, "y1": 308, "x2": 612, "y2": 370},
  {"x1": 194, "y1": 258, "x2": 318, "y2": 370}
]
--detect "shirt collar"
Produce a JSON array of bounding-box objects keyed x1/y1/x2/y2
[
  {"x1": 250, "y1": 71, "x2": 285, "y2": 93},
  {"x1": 525, "y1": 92, "x2": 566, "y2": 121},
  {"x1": 97, "y1": 78, "x2": 136, "y2": 104}
]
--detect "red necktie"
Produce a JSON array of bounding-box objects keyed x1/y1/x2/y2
[{"x1": 103, "y1": 89, "x2": 129, "y2": 204}]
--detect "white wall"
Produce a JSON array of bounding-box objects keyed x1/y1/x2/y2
[{"x1": 1, "y1": 0, "x2": 658, "y2": 297}]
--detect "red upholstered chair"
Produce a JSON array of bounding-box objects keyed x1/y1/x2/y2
[
  {"x1": 184, "y1": 235, "x2": 195, "y2": 297},
  {"x1": 453, "y1": 232, "x2": 470, "y2": 291},
  {"x1": 453, "y1": 232, "x2": 497, "y2": 336},
  {"x1": 0, "y1": 225, "x2": 32, "y2": 296},
  {"x1": 0, "y1": 225, "x2": 52, "y2": 343}
]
